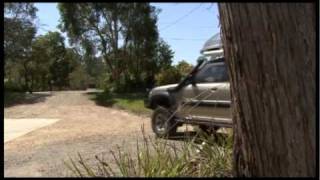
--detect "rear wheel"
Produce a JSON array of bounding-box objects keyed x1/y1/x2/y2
[{"x1": 151, "y1": 106, "x2": 177, "y2": 138}]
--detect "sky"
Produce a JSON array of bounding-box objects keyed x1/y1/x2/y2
[{"x1": 34, "y1": 3, "x2": 220, "y2": 65}]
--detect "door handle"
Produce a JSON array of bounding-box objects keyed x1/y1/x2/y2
[{"x1": 211, "y1": 87, "x2": 218, "y2": 91}]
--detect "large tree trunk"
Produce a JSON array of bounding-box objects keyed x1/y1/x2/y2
[{"x1": 218, "y1": 3, "x2": 316, "y2": 177}]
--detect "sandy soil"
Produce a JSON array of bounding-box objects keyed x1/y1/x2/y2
[{"x1": 4, "y1": 90, "x2": 154, "y2": 177}]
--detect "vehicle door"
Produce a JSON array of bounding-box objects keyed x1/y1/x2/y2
[{"x1": 177, "y1": 61, "x2": 231, "y2": 119}]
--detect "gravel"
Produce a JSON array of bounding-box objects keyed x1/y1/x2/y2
[{"x1": 4, "y1": 90, "x2": 154, "y2": 177}]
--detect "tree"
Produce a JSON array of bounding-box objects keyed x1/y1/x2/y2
[
  {"x1": 144, "y1": 38, "x2": 175, "y2": 88},
  {"x1": 29, "y1": 35, "x2": 51, "y2": 91},
  {"x1": 44, "y1": 32, "x2": 69, "y2": 90},
  {"x1": 155, "y1": 66, "x2": 181, "y2": 86},
  {"x1": 4, "y1": 3, "x2": 37, "y2": 66},
  {"x1": 4, "y1": 20, "x2": 36, "y2": 92},
  {"x1": 176, "y1": 60, "x2": 193, "y2": 77},
  {"x1": 30, "y1": 31, "x2": 70, "y2": 91},
  {"x1": 4, "y1": 3, "x2": 38, "y2": 92},
  {"x1": 58, "y1": 3, "x2": 130, "y2": 79},
  {"x1": 154, "y1": 39, "x2": 174, "y2": 71},
  {"x1": 218, "y1": 3, "x2": 315, "y2": 177},
  {"x1": 58, "y1": 3, "x2": 161, "y2": 92}
]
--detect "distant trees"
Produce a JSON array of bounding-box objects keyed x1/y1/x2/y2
[
  {"x1": 4, "y1": 3, "x2": 37, "y2": 68},
  {"x1": 18, "y1": 31, "x2": 79, "y2": 92},
  {"x1": 176, "y1": 60, "x2": 193, "y2": 78},
  {"x1": 4, "y1": 3, "x2": 179, "y2": 93},
  {"x1": 4, "y1": 3, "x2": 38, "y2": 92},
  {"x1": 67, "y1": 48, "x2": 91, "y2": 90},
  {"x1": 155, "y1": 60, "x2": 193, "y2": 86},
  {"x1": 58, "y1": 3, "x2": 174, "y2": 92}
]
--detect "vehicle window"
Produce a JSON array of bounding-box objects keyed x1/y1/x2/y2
[{"x1": 194, "y1": 62, "x2": 229, "y2": 83}]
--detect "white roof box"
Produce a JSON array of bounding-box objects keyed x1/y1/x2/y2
[
  {"x1": 200, "y1": 32, "x2": 222, "y2": 53},
  {"x1": 203, "y1": 49, "x2": 224, "y2": 61}
]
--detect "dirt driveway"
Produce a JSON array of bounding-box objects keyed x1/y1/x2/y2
[{"x1": 4, "y1": 90, "x2": 154, "y2": 177}]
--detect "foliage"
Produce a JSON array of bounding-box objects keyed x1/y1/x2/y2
[
  {"x1": 69, "y1": 65, "x2": 89, "y2": 90},
  {"x1": 4, "y1": 91, "x2": 26, "y2": 107},
  {"x1": 155, "y1": 66, "x2": 182, "y2": 86},
  {"x1": 176, "y1": 60, "x2": 193, "y2": 78},
  {"x1": 4, "y1": 4, "x2": 37, "y2": 60},
  {"x1": 4, "y1": 2, "x2": 37, "y2": 65},
  {"x1": 26, "y1": 31, "x2": 72, "y2": 91},
  {"x1": 5, "y1": 28, "x2": 91, "y2": 92},
  {"x1": 4, "y1": 3, "x2": 37, "y2": 21},
  {"x1": 154, "y1": 39, "x2": 174, "y2": 71},
  {"x1": 4, "y1": 80, "x2": 25, "y2": 92},
  {"x1": 58, "y1": 3, "x2": 173, "y2": 92},
  {"x1": 64, "y1": 128, "x2": 233, "y2": 177},
  {"x1": 4, "y1": 3, "x2": 38, "y2": 92},
  {"x1": 155, "y1": 60, "x2": 193, "y2": 86},
  {"x1": 5, "y1": 3, "x2": 176, "y2": 94}
]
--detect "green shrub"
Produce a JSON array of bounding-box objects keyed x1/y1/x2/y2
[
  {"x1": 69, "y1": 66, "x2": 89, "y2": 90},
  {"x1": 176, "y1": 60, "x2": 193, "y2": 77},
  {"x1": 155, "y1": 67, "x2": 182, "y2": 86},
  {"x1": 4, "y1": 80, "x2": 25, "y2": 92}
]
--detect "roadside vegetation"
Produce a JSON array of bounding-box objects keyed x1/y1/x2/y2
[
  {"x1": 4, "y1": 91, "x2": 26, "y2": 107},
  {"x1": 65, "y1": 127, "x2": 233, "y2": 177},
  {"x1": 88, "y1": 91, "x2": 151, "y2": 116}
]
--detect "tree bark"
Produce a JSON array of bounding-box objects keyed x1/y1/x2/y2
[{"x1": 218, "y1": 3, "x2": 316, "y2": 177}]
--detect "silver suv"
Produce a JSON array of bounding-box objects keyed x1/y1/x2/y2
[{"x1": 145, "y1": 33, "x2": 232, "y2": 137}]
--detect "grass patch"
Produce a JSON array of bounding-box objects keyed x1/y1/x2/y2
[
  {"x1": 64, "y1": 127, "x2": 233, "y2": 177},
  {"x1": 88, "y1": 91, "x2": 152, "y2": 116}
]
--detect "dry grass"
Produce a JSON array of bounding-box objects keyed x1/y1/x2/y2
[{"x1": 64, "y1": 126, "x2": 233, "y2": 177}]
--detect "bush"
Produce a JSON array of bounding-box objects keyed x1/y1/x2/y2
[
  {"x1": 69, "y1": 66, "x2": 89, "y2": 90},
  {"x1": 4, "y1": 80, "x2": 25, "y2": 92},
  {"x1": 176, "y1": 60, "x2": 193, "y2": 78},
  {"x1": 64, "y1": 127, "x2": 233, "y2": 177},
  {"x1": 155, "y1": 67, "x2": 182, "y2": 86},
  {"x1": 95, "y1": 73, "x2": 109, "y2": 90}
]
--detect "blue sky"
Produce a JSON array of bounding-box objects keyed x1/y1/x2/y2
[{"x1": 34, "y1": 3, "x2": 220, "y2": 65}]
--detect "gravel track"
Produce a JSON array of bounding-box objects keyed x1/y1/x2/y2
[{"x1": 4, "y1": 90, "x2": 153, "y2": 177}]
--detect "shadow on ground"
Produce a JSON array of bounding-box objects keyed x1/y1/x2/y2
[
  {"x1": 4, "y1": 91, "x2": 52, "y2": 108},
  {"x1": 85, "y1": 91, "x2": 148, "y2": 107},
  {"x1": 85, "y1": 91, "x2": 116, "y2": 107}
]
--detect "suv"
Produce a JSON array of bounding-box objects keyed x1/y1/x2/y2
[{"x1": 144, "y1": 33, "x2": 232, "y2": 137}]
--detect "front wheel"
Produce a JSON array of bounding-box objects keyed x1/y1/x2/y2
[{"x1": 151, "y1": 106, "x2": 177, "y2": 138}]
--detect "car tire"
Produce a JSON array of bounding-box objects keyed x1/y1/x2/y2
[{"x1": 151, "y1": 106, "x2": 177, "y2": 138}]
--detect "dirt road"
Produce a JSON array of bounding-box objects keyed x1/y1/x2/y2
[{"x1": 4, "y1": 90, "x2": 153, "y2": 177}]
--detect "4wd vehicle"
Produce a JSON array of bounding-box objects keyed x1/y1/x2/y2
[{"x1": 144, "y1": 33, "x2": 232, "y2": 137}]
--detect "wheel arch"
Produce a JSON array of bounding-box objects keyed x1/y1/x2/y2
[{"x1": 149, "y1": 93, "x2": 175, "y2": 109}]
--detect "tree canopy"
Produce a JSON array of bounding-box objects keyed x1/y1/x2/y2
[
  {"x1": 58, "y1": 3, "x2": 173, "y2": 92},
  {"x1": 5, "y1": 3, "x2": 176, "y2": 93}
]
